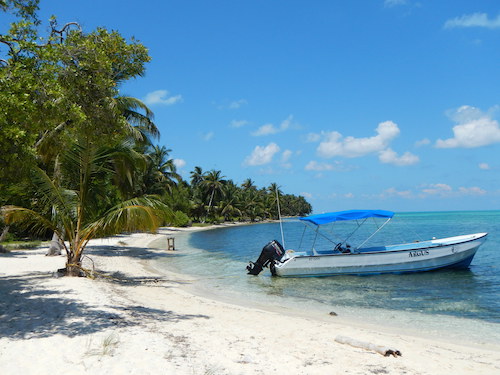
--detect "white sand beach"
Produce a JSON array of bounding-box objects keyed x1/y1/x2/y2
[{"x1": 1, "y1": 227, "x2": 499, "y2": 375}]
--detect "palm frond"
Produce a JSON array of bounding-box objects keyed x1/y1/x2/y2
[
  {"x1": 2, "y1": 206, "x2": 58, "y2": 237},
  {"x1": 81, "y1": 196, "x2": 173, "y2": 241}
]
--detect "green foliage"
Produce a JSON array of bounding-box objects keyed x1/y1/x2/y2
[
  {"x1": 0, "y1": 1, "x2": 313, "y2": 257},
  {"x1": 172, "y1": 211, "x2": 191, "y2": 227}
]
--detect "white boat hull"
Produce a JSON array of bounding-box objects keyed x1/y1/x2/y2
[{"x1": 273, "y1": 233, "x2": 487, "y2": 277}]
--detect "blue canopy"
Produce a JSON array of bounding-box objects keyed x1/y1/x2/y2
[{"x1": 300, "y1": 209, "x2": 394, "y2": 225}]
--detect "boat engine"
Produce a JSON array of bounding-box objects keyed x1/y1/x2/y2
[{"x1": 247, "y1": 240, "x2": 285, "y2": 275}]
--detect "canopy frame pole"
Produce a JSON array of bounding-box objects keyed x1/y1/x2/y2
[
  {"x1": 275, "y1": 187, "x2": 286, "y2": 249},
  {"x1": 356, "y1": 218, "x2": 392, "y2": 250},
  {"x1": 342, "y1": 218, "x2": 368, "y2": 245},
  {"x1": 298, "y1": 225, "x2": 307, "y2": 251}
]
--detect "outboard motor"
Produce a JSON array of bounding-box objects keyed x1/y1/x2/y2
[{"x1": 247, "y1": 240, "x2": 285, "y2": 275}]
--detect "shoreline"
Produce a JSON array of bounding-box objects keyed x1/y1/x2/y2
[
  {"x1": 149, "y1": 224, "x2": 500, "y2": 349},
  {"x1": 1, "y1": 227, "x2": 499, "y2": 374}
]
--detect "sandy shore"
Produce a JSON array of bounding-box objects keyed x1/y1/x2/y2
[{"x1": 1, "y1": 227, "x2": 499, "y2": 375}]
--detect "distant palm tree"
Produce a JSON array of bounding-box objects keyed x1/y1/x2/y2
[
  {"x1": 144, "y1": 145, "x2": 181, "y2": 195},
  {"x1": 267, "y1": 183, "x2": 283, "y2": 219},
  {"x1": 219, "y1": 181, "x2": 242, "y2": 221},
  {"x1": 241, "y1": 178, "x2": 256, "y2": 191},
  {"x1": 200, "y1": 170, "x2": 226, "y2": 219},
  {"x1": 190, "y1": 166, "x2": 204, "y2": 188},
  {"x1": 242, "y1": 189, "x2": 265, "y2": 221},
  {"x1": 2, "y1": 139, "x2": 170, "y2": 276}
]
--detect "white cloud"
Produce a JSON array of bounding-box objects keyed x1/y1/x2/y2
[
  {"x1": 173, "y1": 159, "x2": 186, "y2": 168},
  {"x1": 306, "y1": 133, "x2": 321, "y2": 142},
  {"x1": 305, "y1": 160, "x2": 336, "y2": 171},
  {"x1": 436, "y1": 105, "x2": 500, "y2": 148},
  {"x1": 415, "y1": 138, "x2": 430, "y2": 147},
  {"x1": 420, "y1": 183, "x2": 452, "y2": 196},
  {"x1": 383, "y1": 187, "x2": 414, "y2": 199},
  {"x1": 384, "y1": 0, "x2": 408, "y2": 7},
  {"x1": 301, "y1": 192, "x2": 313, "y2": 199},
  {"x1": 228, "y1": 99, "x2": 247, "y2": 109},
  {"x1": 230, "y1": 120, "x2": 249, "y2": 128},
  {"x1": 479, "y1": 163, "x2": 490, "y2": 170},
  {"x1": 344, "y1": 193, "x2": 355, "y2": 199},
  {"x1": 252, "y1": 115, "x2": 294, "y2": 136},
  {"x1": 444, "y1": 13, "x2": 500, "y2": 29},
  {"x1": 316, "y1": 121, "x2": 400, "y2": 158},
  {"x1": 202, "y1": 131, "x2": 214, "y2": 141},
  {"x1": 378, "y1": 184, "x2": 488, "y2": 200},
  {"x1": 458, "y1": 186, "x2": 486, "y2": 195},
  {"x1": 418, "y1": 183, "x2": 487, "y2": 198},
  {"x1": 143, "y1": 90, "x2": 182, "y2": 106},
  {"x1": 252, "y1": 123, "x2": 277, "y2": 136},
  {"x1": 243, "y1": 143, "x2": 280, "y2": 166},
  {"x1": 378, "y1": 148, "x2": 419, "y2": 166},
  {"x1": 281, "y1": 150, "x2": 292, "y2": 162}
]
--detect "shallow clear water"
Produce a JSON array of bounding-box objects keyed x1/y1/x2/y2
[{"x1": 152, "y1": 211, "x2": 500, "y2": 344}]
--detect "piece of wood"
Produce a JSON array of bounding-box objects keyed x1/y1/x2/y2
[{"x1": 334, "y1": 335, "x2": 402, "y2": 357}]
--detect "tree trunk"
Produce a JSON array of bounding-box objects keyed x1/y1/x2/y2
[
  {"x1": 46, "y1": 231, "x2": 63, "y2": 256},
  {"x1": 0, "y1": 225, "x2": 10, "y2": 242},
  {"x1": 65, "y1": 249, "x2": 83, "y2": 276},
  {"x1": 65, "y1": 263, "x2": 83, "y2": 276}
]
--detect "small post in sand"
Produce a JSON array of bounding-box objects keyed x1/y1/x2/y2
[{"x1": 167, "y1": 237, "x2": 175, "y2": 250}]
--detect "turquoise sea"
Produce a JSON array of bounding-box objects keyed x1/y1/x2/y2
[{"x1": 152, "y1": 211, "x2": 500, "y2": 345}]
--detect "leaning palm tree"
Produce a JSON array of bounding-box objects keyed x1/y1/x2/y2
[{"x1": 1, "y1": 139, "x2": 170, "y2": 276}]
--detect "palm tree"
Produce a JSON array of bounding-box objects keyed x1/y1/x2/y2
[
  {"x1": 241, "y1": 189, "x2": 266, "y2": 221},
  {"x1": 267, "y1": 183, "x2": 283, "y2": 219},
  {"x1": 1, "y1": 139, "x2": 170, "y2": 276},
  {"x1": 218, "y1": 181, "x2": 242, "y2": 221},
  {"x1": 113, "y1": 95, "x2": 159, "y2": 145},
  {"x1": 190, "y1": 166, "x2": 204, "y2": 188},
  {"x1": 200, "y1": 170, "x2": 226, "y2": 220},
  {"x1": 241, "y1": 178, "x2": 256, "y2": 191},
  {"x1": 142, "y1": 145, "x2": 181, "y2": 195}
]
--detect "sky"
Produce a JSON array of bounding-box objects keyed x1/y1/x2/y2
[{"x1": 2, "y1": 0, "x2": 500, "y2": 213}]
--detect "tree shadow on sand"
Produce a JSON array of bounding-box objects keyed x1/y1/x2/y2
[{"x1": 0, "y1": 273, "x2": 209, "y2": 341}]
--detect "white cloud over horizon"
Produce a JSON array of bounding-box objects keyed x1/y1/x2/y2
[
  {"x1": 444, "y1": 13, "x2": 500, "y2": 29},
  {"x1": 436, "y1": 105, "x2": 500, "y2": 148},
  {"x1": 379, "y1": 183, "x2": 487, "y2": 200},
  {"x1": 305, "y1": 160, "x2": 337, "y2": 171},
  {"x1": 230, "y1": 119, "x2": 249, "y2": 128},
  {"x1": 143, "y1": 90, "x2": 182, "y2": 106},
  {"x1": 378, "y1": 148, "x2": 419, "y2": 166},
  {"x1": 243, "y1": 142, "x2": 280, "y2": 166},
  {"x1": 252, "y1": 115, "x2": 294, "y2": 136},
  {"x1": 315, "y1": 121, "x2": 400, "y2": 158}
]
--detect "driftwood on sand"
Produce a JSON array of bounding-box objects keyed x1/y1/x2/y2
[{"x1": 335, "y1": 335, "x2": 402, "y2": 357}]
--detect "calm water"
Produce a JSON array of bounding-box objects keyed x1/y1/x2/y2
[{"x1": 153, "y1": 211, "x2": 500, "y2": 344}]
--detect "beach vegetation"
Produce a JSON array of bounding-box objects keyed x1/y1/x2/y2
[
  {"x1": 0, "y1": 1, "x2": 169, "y2": 275},
  {"x1": 0, "y1": 1, "x2": 312, "y2": 258}
]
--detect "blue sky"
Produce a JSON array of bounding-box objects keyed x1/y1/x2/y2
[{"x1": 3, "y1": 1, "x2": 500, "y2": 213}]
